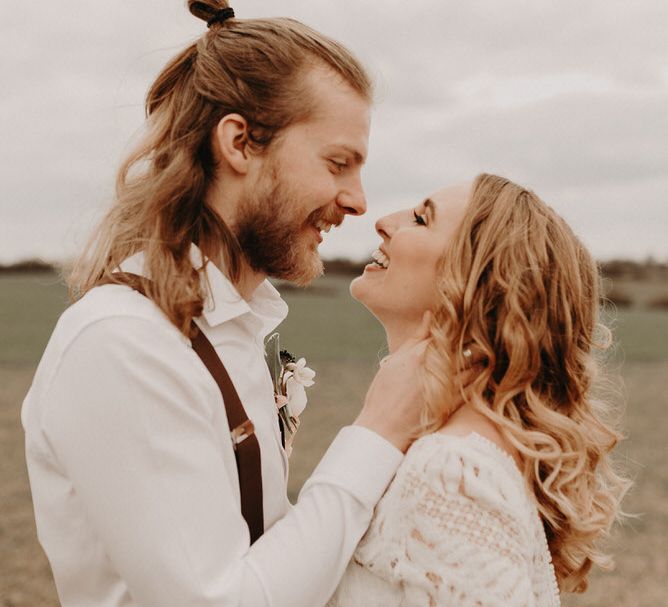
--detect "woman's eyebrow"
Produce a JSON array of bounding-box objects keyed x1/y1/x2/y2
[{"x1": 423, "y1": 198, "x2": 436, "y2": 220}]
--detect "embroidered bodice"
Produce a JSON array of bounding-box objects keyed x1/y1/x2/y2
[{"x1": 328, "y1": 432, "x2": 561, "y2": 607}]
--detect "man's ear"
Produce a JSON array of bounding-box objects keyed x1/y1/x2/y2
[{"x1": 214, "y1": 113, "x2": 253, "y2": 175}]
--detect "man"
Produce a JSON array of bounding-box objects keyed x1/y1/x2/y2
[{"x1": 22, "y1": 6, "x2": 427, "y2": 607}]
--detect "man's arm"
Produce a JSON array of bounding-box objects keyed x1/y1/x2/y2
[{"x1": 41, "y1": 316, "x2": 402, "y2": 606}]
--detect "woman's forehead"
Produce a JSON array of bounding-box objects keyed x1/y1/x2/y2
[{"x1": 426, "y1": 182, "x2": 472, "y2": 218}]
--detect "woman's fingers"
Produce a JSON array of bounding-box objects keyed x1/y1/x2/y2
[
  {"x1": 415, "y1": 310, "x2": 433, "y2": 341},
  {"x1": 453, "y1": 362, "x2": 485, "y2": 390}
]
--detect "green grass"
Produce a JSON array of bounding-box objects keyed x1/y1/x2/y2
[
  {"x1": 2, "y1": 272, "x2": 668, "y2": 366},
  {"x1": 0, "y1": 272, "x2": 70, "y2": 366},
  {"x1": 605, "y1": 308, "x2": 668, "y2": 362},
  {"x1": 273, "y1": 276, "x2": 388, "y2": 362}
]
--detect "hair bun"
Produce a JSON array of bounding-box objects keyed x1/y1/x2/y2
[{"x1": 188, "y1": 1, "x2": 232, "y2": 25}]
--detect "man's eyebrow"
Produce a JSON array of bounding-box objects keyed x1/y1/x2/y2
[{"x1": 423, "y1": 198, "x2": 436, "y2": 219}]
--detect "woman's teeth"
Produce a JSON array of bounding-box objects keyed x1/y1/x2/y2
[
  {"x1": 371, "y1": 249, "x2": 389, "y2": 269},
  {"x1": 314, "y1": 220, "x2": 333, "y2": 233}
]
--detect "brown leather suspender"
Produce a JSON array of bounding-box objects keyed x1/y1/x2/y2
[
  {"x1": 189, "y1": 325, "x2": 264, "y2": 543},
  {"x1": 97, "y1": 273, "x2": 264, "y2": 544}
]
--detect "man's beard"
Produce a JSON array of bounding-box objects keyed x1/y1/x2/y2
[{"x1": 234, "y1": 172, "x2": 329, "y2": 286}]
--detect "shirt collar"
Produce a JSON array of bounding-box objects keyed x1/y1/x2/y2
[{"x1": 119, "y1": 244, "x2": 288, "y2": 338}]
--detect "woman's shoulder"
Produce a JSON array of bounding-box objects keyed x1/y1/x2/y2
[
  {"x1": 353, "y1": 426, "x2": 544, "y2": 602},
  {"x1": 401, "y1": 404, "x2": 519, "y2": 484},
  {"x1": 436, "y1": 402, "x2": 521, "y2": 464},
  {"x1": 403, "y1": 432, "x2": 524, "y2": 496},
  {"x1": 389, "y1": 416, "x2": 537, "y2": 526}
]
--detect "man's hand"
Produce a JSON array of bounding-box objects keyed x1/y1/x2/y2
[{"x1": 354, "y1": 312, "x2": 432, "y2": 453}]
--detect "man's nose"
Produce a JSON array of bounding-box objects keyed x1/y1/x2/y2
[{"x1": 336, "y1": 176, "x2": 367, "y2": 216}]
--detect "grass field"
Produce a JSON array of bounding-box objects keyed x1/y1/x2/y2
[{"x1": 1, "y1": 271, "x2": 667, "y2": 606}]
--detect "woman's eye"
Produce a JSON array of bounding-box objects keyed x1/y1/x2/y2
[{"x1": 413, "y1": 211, "x2": 427, "y2": 226}]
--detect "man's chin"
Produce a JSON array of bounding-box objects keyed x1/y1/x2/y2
[
  {"x1": 273, "y1": 253, "x2": 324, "y2": 287},
  {"x1": 292, "y1": 257, "x2": 325, "y2": 287}
]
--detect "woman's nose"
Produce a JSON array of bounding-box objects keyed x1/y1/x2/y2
[{"x1": 375, "y1": 214, "x2": 394, "y2": 241}]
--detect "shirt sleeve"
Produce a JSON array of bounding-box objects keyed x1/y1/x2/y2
[{"x1": 41, "y1": 316, "x2": 402, "y2": 607}]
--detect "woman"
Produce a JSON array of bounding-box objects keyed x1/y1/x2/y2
[{"x1": 329, "y1": 174, "x2": 629, "y2": 606}]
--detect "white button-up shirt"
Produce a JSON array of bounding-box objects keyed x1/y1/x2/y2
[{"x1": 21, "y1": 246, "x2": 403, "y2": 607}]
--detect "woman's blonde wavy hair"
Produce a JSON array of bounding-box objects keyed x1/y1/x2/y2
[
  {"x1": 67, "y1": 0, "x2": 371, "y2": 336},
  {"x1": 420, "y1": 173, "x2": 629, "y2": 593}
]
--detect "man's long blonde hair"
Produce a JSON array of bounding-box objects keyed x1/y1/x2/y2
[
  {"x1": 68, "y1": 0, "x2": 371, "y2": 336},
  {"x1": 420, "y1": 173, "x2": 629, "y2": 592}
]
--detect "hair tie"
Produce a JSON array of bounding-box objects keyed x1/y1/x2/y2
[{"x1": 207, "y1": 7, "x2": 235, "y2": 28}]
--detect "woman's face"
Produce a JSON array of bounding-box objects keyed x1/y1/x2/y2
[{"x1": 351, "y1": 183, "x2": 471, "y2": 326}]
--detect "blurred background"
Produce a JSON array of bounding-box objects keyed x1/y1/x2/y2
[{"x1": 1, "y1": 1, "x2": 667, "y2": 605}]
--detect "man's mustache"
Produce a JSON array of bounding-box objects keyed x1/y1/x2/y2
[{"x1": 307, "y1": 206, "x2": 345, "y2": 228}]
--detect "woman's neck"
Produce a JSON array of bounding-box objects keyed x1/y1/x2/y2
[{"x1": 384, "y1": 316, "x2": 423, "y2": 353}]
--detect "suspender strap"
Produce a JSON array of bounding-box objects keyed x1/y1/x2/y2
[
  {"x1": 189, "y1": 327, "x2": 264, "y2": 543},
  {"x1": 97, "y1": 272, "x2": 264, "y2": 544}
]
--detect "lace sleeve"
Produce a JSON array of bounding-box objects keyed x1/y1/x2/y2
[{"x1": 356, "y1": 434, "x2": 538, "y2": 607}]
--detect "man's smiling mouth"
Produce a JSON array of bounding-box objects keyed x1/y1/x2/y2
[{"x1": 314, "y1": 219, "x2": 333, "y2": 233}]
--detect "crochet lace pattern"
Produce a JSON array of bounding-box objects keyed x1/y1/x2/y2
[{"x1": 328, "y1": 432, "x2": 561, "y2": 607}]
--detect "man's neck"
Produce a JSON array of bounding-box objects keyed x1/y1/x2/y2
[{"x1": 235, "y1": 261, "x2": 267, "y2": 301}]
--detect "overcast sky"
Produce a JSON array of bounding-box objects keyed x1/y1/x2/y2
[{"x1": 2, "y1": 0, "x2": 667, "y2": 264}]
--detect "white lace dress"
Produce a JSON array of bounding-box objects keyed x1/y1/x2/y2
[{"x1": 328, "y1": 432, "x2": 561, "y2": 607}]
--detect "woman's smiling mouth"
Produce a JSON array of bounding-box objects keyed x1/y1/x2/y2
[{"x1": 371, "y1": 248, "x2": 389, "y2": 269}]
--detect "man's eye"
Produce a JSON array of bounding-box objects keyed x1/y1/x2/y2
[
  {"x1": 413, "y1": 211, "x2": 427, "y2": 226},
  {"x1": 329, "y1": 159, "x2": 348, "y2": 172}
]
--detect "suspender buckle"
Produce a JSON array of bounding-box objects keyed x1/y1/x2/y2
[{"x1": 231, "y1": 419, "x2": 255, "y2": 450}]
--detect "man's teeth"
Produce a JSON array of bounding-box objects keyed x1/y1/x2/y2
[
  {"x1": 371, "y1": 249, "x2": 389, "y2": 269},
  {"x1": 315, "y1": 220, "x2": 333, "y2": 233}
]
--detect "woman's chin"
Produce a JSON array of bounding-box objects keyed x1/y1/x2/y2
[
  {"x1": 349, "y1": 274, "x2": 380, "y2": 313},
  {"x1": 350, "y1": 274, "x2": 386, "y2": 324},
  {"x1": 350, "y1": 263, "x2": 387, "y2": 300},
  {"x1": 349, "y1": 274, "x2": 365, "y2": 302}
]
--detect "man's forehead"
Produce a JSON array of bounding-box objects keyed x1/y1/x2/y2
[
  {"x1": 304, "y1": 63, "x2": 359, "y2": 96},
  {"x1": 304, "y1": 69, "x2": 370, "y2": 111},
  {"x1": 291, "y1": 67, "x2": 371, "y2": 161}
]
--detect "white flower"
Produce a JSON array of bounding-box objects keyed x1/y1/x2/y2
[
  {"x1": 285, "y1": 358, "x2": 316, "y2": 387},
  {"x1": 282, "y1": 358, "x2": 315, "y2": 418}
]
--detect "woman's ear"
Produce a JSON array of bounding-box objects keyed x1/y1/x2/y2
[{"x1": 213, "y1": 113, "x2": 252, "y2": 175}]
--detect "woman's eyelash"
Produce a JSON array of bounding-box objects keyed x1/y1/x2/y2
[{"x1": 413, "y1": 211, "x2": 426, "y2": 226}]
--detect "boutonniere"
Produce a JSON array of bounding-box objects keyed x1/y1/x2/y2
[{"x1": 265, "y1": 333, "x2": 316, "y2": 453}]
